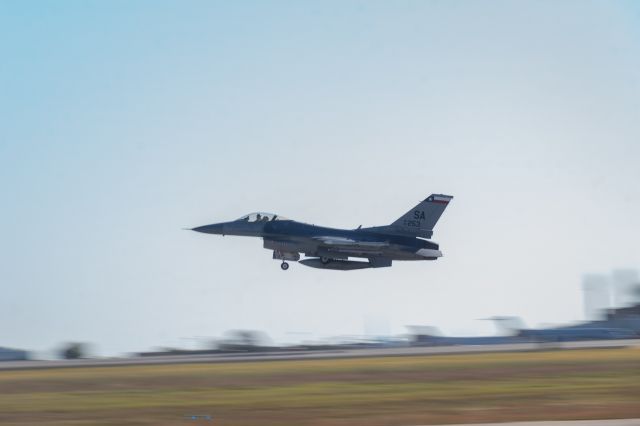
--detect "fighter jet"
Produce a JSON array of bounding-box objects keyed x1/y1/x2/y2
[{"x1": 191, "y1": 194, "x2": 453, "y2": 271}]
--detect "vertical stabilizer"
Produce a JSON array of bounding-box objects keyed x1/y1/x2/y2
[{"x1": 387, "y1": 194, "x2": 453, "y2": 238}]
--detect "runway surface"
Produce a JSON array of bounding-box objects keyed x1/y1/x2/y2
[
  {"x1": 427, "y1": 420, "x2": 640, "y2": 426},
  {"x1": 1, "y1": 338, "x2": 639, "y2": 370}
]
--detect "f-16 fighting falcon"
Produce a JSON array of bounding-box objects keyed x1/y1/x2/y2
[{"x1": 191, "y1": 194, "x2": 453, "y2": 271}]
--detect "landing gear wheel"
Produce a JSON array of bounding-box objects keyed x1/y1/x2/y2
[
  {"x1": 280, "y1": 262, "x2": 289, "y2": 271},
  {"x1": 320, "y1": 256, "x2": 331, "y2": 265}
]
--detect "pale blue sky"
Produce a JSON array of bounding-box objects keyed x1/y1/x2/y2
[{"x1": 1, "y1": 1, "x2": 640, "y2": 356}]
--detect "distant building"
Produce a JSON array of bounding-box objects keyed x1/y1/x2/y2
[
  {"x1": 612, "y1": 269, "x2": 639, "y2": 308},
  {"x1": 606, "y1": 303, "x2": 640, "y2": 320},
  {"x1": 408, "y1": 302, "x2": 640, "y2": 346},
  {"x1": 582, "y1": 274, "x2": 610, "y2": 321},
  {"x1": 0, "y1": 347, "x2": 29, "y2": 361}
]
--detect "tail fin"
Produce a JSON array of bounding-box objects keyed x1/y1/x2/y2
[{"x1": 388, "y1": 194, "x2": 453, "y2": 238}]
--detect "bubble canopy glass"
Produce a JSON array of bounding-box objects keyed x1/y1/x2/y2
[{"x1": 236, "y1": 212, "x2": 289, "y2": 222}]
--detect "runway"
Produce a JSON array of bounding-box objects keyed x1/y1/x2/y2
[
  {"x1": 1, "y1": 338, "x2": 639, "y2": 370},
  {"x1": 426, "y1": 420, "x2": 640, "y2": 426}
]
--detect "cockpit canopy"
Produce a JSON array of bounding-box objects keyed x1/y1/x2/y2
[{"x1": 236, "y1": 212, "x2": 289, "y2": 223}]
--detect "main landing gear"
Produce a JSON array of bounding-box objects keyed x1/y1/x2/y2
[{"x1": 280, "y1": 262, "x2": 289, "y2": 271}]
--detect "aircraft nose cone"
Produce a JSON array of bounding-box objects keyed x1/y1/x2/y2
[{"x1": 191, "y1": 223, "x2": 225, "y2": 235}]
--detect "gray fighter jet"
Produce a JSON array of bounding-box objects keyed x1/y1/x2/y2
[{"x1": 191, "y1": 194, "x2": 453, "y2": 270}]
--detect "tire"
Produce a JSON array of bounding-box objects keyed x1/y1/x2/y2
[
  {"x1": 320, "y1": 257, "x2": 331, "y2": 265},
  {"x1": 280, "y1": 262, "x2": 289, "y2": 270}
]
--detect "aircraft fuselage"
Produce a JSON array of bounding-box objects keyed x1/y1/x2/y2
[{"x1": 191, "y1": 194, "x2": 452, "y2": 270}]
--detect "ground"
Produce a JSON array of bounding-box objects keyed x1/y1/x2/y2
[{"x1": 1, "y1": 348, "x2": 639, "y2": 426}]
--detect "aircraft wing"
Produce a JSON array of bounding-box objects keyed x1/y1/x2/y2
[
  {"x1": 264, "y1": 236, "x2": 390, "y2": 258},
  {"x1": 312, "y1": 236, "x2": 389, "y2": 254}
]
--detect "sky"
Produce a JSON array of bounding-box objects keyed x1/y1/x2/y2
[{"x1": 1, "y1": 0, "x2": 640, "y2": 356}]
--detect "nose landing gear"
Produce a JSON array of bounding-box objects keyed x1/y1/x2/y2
[{"x1": 272, "y1": 250, "x2": 298, "y2": 270}]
